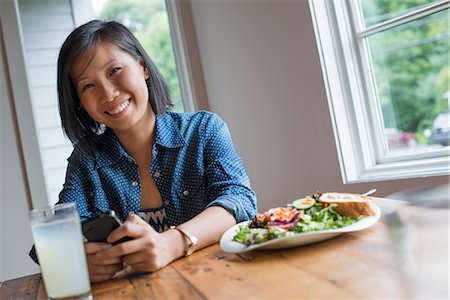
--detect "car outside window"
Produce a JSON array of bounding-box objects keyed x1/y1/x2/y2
[{"x1": 431, "y1": 111, "x2": 450, "y2": 146}]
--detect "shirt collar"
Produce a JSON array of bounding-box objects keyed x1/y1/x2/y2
[
  {"x1": 94, "y1": 112, "x2": 185, "y2": 169},
  {"x1": 94, "y1": 129, "x2": 130, "y2": 169},
  {"x1": 154, "y1": 112, "x2": 186, "y2": 149}
]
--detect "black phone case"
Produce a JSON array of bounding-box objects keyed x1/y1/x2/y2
[{"x1": 81, "y1": 211, "x2": 131, "y2": 245}]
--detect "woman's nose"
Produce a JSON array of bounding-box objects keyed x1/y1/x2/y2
[{"x1": 99, "y1": 81, "x2": 119, "y2": 103}]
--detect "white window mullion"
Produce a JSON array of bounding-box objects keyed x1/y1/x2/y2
[
  {"x1": 334, "y1": 0, "x2": 378, "y2": 170},
  {"x1": 165, "y1": 0, "x2": 198, "y2": 112},
  {"x1": 346, "y1": 0, "x2": 391, "y2": 162}
]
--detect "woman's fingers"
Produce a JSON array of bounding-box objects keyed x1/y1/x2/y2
[
  {"x1": 90, "y1": 274, "x2": 112, "y2": 283},
  {"x1": 122, "y1": 251, "x2": 148, "y2": 266},
  {"x1": 85, "y1": 241, "x2": 122, "y2": 264},
  {"x1": 85, "y1": 241, "x2": 111, "y2": 254},
  {"x1": 86, "y1": 252, "x2": 124, "y2": 283},
  {"x1": 86, "y1": 252, "x2": 122, "y2": 265},
  {"x1": 128, "y1": 261, "x2": 160, "y2": 273},
  {"x1": 90, "y1": 270, "x2": 122, "y2": 283},
  {"x1": 106, "y1": 214, "x2": 157, "y2": 244},
  {"x1": 87, "y1": 261, "x2": 123, "y2": 275},
  {"x1": 95, "y1": 238, "x2": 151, "y2": 259},
  {"x1": 84, "y1": 239, "x2": 132, "y2": 282}
]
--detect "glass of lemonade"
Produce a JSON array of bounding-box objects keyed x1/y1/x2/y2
[{"x1": 29, "y1": 202, "x2": 92, "y2": 299}]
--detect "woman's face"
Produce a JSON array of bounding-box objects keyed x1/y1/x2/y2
[{"x1": 71, "y1": 42, "x2": 151, "y2": 133}]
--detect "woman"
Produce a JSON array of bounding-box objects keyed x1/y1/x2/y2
[{"x1": 31, "y1": 20, "x2": 256, "y2": 282}]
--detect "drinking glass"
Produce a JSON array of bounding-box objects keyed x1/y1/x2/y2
[{"x1": 29, "y1": 202, "x2": 92, "y2": 299}]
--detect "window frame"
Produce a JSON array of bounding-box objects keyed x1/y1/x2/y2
[
  {"x1": 165, "y1": 0, "x2": 199, "y2": 112},
  {"x1": 308, "y1": 0, "x2": 450, "y2": 183}
]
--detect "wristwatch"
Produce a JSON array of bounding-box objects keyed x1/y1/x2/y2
[{"x1": 170, "y1": 226, "x2": 198, "y2": 256}]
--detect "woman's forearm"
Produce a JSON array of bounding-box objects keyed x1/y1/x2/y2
[{"x1": 171, "y1": 206, "x2": 236, "y2": 253}]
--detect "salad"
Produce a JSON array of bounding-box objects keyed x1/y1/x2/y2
[{"x1": 233, "y1": 194, "x2": 364, "y2": 246}]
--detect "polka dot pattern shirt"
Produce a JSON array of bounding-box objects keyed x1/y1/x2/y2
[{"x1": 58, "y1": 111, "x2": 257, "y2": 225}]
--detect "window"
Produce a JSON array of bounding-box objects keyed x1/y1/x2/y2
[
  {"x1": 4, "y1": 0, "x2": 201, "y2": 207},
  {"x1": 309, "y1": 0, "x2": 450, "y2": 183}
]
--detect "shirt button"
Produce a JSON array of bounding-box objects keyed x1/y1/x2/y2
[
  {"x1": 154, "y1": 171, "x2": 161, "y2": 178},
  {"x1": 132, "y1": 181, "x2": 139, "y2": 187},
  {"x1": 183, "y1": 190, "x2": 189, "y2": 197}
]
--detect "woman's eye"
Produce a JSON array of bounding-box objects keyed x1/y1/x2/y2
[
  {"x1": 109, "y1": 67, "x2": 121, "y2": 77},
  {"x1": 81, "y1": 84, "x2": 93, "y2": 92}
]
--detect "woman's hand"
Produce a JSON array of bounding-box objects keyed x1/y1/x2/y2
[
  {"x1": 97, "y1": 214, "x2": 184, "y2": 273},
  {"x1": 84, "y1": 242, "x2": 124, "y2": 283},
  {"x1": 93, "y1": 207, "x2": 235, "y2": 275}
]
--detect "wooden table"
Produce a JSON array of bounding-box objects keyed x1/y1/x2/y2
[{"x1": 1, "y1": 198, "x2": 448, "y2": 299}]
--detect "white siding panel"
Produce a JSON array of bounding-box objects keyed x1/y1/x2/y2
[
  {"x1": 18, "y1": 0, "x2": 76, "y2": 207},
  {"x1": 18, "y1": 0, "x2": 72, "y2": 14},
  {"x1": 46, "y1": 167, "x2": 68, "y2": 191},
  {"x1": 28, "y1": 65, "x2": 57, "y2": 88},
  {"x1": 39, "y1": 127, "x2": 70, "y2": 149},
  {"x1": 26, "y1": 49, "x2": 59, "y2": 67},
  {"x1": 48, "y1": 189, "x2": 61, "y2": 205},
  {"x1": 42, "y1": 146, "x2": 72, "y2": 170},
  {"x1": 21, "y1": 13, "x2": 74, "y2": 32},
  {"x1": 34, "y1": 107, "x2": 61, "y2": 129},
  {"x1": 31, "y1": 86, "x2": 57, "y2": 108},
  {"x1": 0, "y1": 17, "x2": 41, "y2": 280},
  {"x1": 23, "y1": 30, "x2": 72, "y2": 50}
]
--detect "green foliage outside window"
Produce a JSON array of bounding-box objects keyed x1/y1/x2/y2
[{"x1": 362, "y1": 1, "x2": 449, "y2": 144}]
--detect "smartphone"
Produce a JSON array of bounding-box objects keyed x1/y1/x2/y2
[{"x1": 81, "y1": 211, "x2": 131, "y2": 245}]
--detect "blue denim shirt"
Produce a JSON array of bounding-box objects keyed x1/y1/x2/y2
[{"x1": 58, "y1": 110, "x2": 257, "y2": 225}]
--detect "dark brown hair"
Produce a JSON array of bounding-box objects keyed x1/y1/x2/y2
[{"x1": 57, "y1": 20, "x2": 172, "y2": 157}]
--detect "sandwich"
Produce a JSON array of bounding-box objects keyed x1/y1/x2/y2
[{"x1": 317, "y1": 192, "x2": 375, "y2": 218}]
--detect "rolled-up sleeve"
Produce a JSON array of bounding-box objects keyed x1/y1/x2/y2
[{"x1": 203, "y1": 114, "x2": 257, "y2": 222}]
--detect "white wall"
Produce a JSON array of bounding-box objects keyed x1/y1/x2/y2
[
  {"x1": 189, "y1": 0, "x2": 449, "y2": 211},
  {"x1": 0, "y1": 24, "x2": 40, "y2": 281}
]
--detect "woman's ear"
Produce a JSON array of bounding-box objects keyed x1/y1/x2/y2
[{"x1": 140, "y1": 59, "x2": 149, "y2": 80}]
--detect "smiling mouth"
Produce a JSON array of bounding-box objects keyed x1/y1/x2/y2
[{"x1": 106, "y1": 99, "x2": 130, "y2": 115}]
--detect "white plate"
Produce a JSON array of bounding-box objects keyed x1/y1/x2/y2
[{"x1": 220, "y1": 203, "x2": 381, "y2": 253}]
